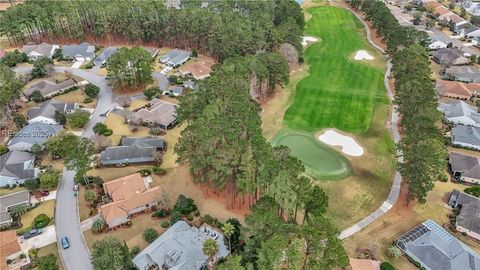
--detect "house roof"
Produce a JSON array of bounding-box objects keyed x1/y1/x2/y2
[
  {"x1": 436, "y1": 80, "x2": 480, "y2": 99},
  {"x1": 449, "y1": 152, "x2": 480, "y2": 180},
  {"x1": 103, "y1": 173, "x2": 147, "y2": 202},
  {"x1": 453, "y1": 191, "x2": 480, "y2": 236},
  {"x1": 23, "y1": 79, "x2": 76, "y2": 97},
  {"x1": 130, "y1": 99, "x2": 177, "y2": 128},
  {"x1": 0, "y1": 230, "x2": 21, "y2": 267},
  {"x1": 144, "y1": 47, "x2": 158, "y2": 58},
  {"x1": 349, "y1": 258, "x2": 381, "y2": 270},
  {"x1": 433, "y1": 48, "x2": 470, "y2": 66},
  {"x1": 438, "y1": 100, "x2": 480, "y2": 125},
  {"x1": 436, "y1": 6, "x2": 452, "y2": 16},
  {"x1": 27, "y1": 99, "x2": 76, "y2": 120},
  {"x1": 132, "y1": 221, "x2": 229, "y2": 270},
  {"x1": 396, "y1": 219, "x2": 480, "y2": 270},
  {"x1": 0, "y1": 151, "x2": 36, "y2": 180},
  {"x1": 0, "y1": 190, "x2": 30, "y2": 213},
  {"x1": 93, "y1": 47, "x2": 118, "y2": 65},
  {"x1": 62, "y1": 43, "x2": 95, "y2": 59},
  {"x1": 160, "y1": 49, "x2": 191, "y2": 66},
  {"x1": 100, "y1": 145, "x2": 156, "y2": 165},
  {"x1": 8, "y1": 123, "x2": 62, "y2": 149},
  {"x1": 178, "y1": 58, "x2": 215, "y2": 80},
  {"x1": 121, "y1": 136, "x2": 165, "y2": 149},
  {"x1": 452, "y1": 124, "x2": 480, "y2": 147},
  {"x1": 100, "y1": 173, "x2": 159, "y2": 227},
  {"x1": 446, "y1": 66, "x2": 480, "y2": 83},
  {"x1": 21, "y1": 43, "x2": 56, "y2": 56}
]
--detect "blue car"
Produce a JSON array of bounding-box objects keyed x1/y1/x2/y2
[{"x1": 61, "y1": 237, "x2": 70, "y2": 249}]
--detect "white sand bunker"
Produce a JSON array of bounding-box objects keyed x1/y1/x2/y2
[
  {"x1": 301, "y1": 36, "x2": 318, "y2": 46},
  {"x1": 318, "y1": 130, "x2": 364, "y2": 157},
  {"x1": 354, "y1": 50, "x2": 374, "y2": 61}
]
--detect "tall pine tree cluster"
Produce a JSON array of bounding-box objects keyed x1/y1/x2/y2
[
  {"x1": 348, "y1": 0, "x2": 447, "y2": 203},
  {"x1": 0, "y1": 0, "x2": 304, "y2": 62}
]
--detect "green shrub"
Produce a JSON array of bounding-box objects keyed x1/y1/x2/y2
[
  {"x1": 32, "y1": 214, "x2": 50, "y2": 229},
  {"x1": 187, "y1": 214, "x2": 193, "y2": 221},
  {"x1": 465, "y1": 186, "x2": 480, "y2": 197},
  {"x1": 130, "y1": 246, "x2": 141, "y2": 257},
  {"x1": 170, "y1": 211, "x2": 182, "y2": 224},
  {"x1": 102, "y1": 129, "x2": 113, "y2": 136},
  {"x1": 83, "y1": 97, "x2": 93, "y2": 103},
  {"x1": 20, "y1": 253, "x2": 26, "y2": 259},
  {"x1": 173, "y1": 194, "x2": 197, "y2": 215},
  {"x1": 152, "y1": 209, "x2": 169, "y2": 218},
  {"x1": 149, "y1": 127, "x2": 164, "y2": 136},
  {"x1": 380, "y1": 261, "x2": 396, "y2": 270},
  {"x1": 438, "y1": 174, "x2": 448, "y2": 182},
  {"x1": 161, "y1": 221, "x2": 170, "y2": 228},
  {"x1": 193, "y1": 210, "x2": 200, "y2": 217},
  {"x1": 143, "y1": 228, "x2": 158, "y2": 243},
  {"x1": 152, "y1": 166, "x2": 166, "y2": 175},
  {"x1": 137, "y1": 168, "x2": 151, "y2": 176}
]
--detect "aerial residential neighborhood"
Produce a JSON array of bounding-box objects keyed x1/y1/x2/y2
[{"x1": 1, "y1": 0, "x2": 480, "y2": 270}]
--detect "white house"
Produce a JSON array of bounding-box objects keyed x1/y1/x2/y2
[
  {"x1": 20, "y1": 43, "x2": 59, "y2": 61},
  {"x1": 27, "y1": 100, "x2": 78, "y2": 125},
  {"x1": 0, "y1": 151, "x2": 39, "y2": 187},
  {"x1": 438, "y1": 100, "x2": 480, "y2": 127},
  {"x1": 429, "y1": 39, "x2": 448, "y2": 50}
]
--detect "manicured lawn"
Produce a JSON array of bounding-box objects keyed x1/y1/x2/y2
[
  {"x1": 53, "y1": 89, "x2": 97, "y2": 109},
  {"x1": 21, "y1": 200, "x2": 55, "y2": 228},
  {"x1": 284, "y1": 6, "x2": 387, "y2": 133}
]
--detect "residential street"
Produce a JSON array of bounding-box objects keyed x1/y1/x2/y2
[
  {"x1": 14, "y1": 66, "x2": 119, "y2": 270},
  {"x1": 55, "y1": 170, "x2": 93, "y2": 270}
]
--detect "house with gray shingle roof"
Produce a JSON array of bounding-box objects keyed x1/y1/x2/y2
[
  {"x1": 0, "y1": 191, "x2": 30, "y2": 226},
  {"x1": 449, "y1": 190, "x2": 480, "y2": 241},
  {"x1": 395, "y1": 219, "x2": 480, "y2": 270},
  {"x1": 129, "y1": 99, "x2": 178, "y2": 129},
  {"x1": 23, "y1": 79, "x2": 77, "y2": 101},
  {"x1": 449, "y1": 152, "x2": 480, "y2": 184},
  {"x1": 452, "y1": 124, "x2": 480, "y2": 150},
  {"x1": 433, "y1": 48, "x2": 471, "y2": 67},
  {"x1": 62, "y1": 42, "x2": 95, "y2": 61},
  {"x1": 132, "y1": 221, "x2": 229, "y2": 270},
  {"x1": 93, "y1": 47, "x2": 118, "y2": 67},
  {"x1": 20, "y1": 43, "x2": 59, "y2": 61},
  {"x1": 7, "y1": 123, "x2": 62, "y2": 151},
  {"x1": 27, "y1": 99, "x2": 78, "y2": 125},
  {"x1": 445, "y1": 66, "x2": 480, "y2": 83},
  {"x1": 0, "y1": 151, "x2": 39, "y2": 187},
  {"x1": 159, "y1": 49, "x2": 191, "y2": 67},
  {"x1": 438, "y1": 100, "x2": 480, "y2": 127},
  {"x1": 100, "y1": 136, "x2": 165, "y2": 166}
]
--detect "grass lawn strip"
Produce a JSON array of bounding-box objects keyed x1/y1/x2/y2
[{"x1": 284, "y1": 6, "x2": 387, "y2": 133}]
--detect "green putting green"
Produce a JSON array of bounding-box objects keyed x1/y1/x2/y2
[
  {"x1": 272, "y1": 130, "x2": 352, "y2": 180},
  {"x1": 284, "y1": 6, "x2": 387, "y2": 133}
]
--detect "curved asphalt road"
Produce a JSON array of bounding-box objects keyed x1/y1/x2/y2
[
  {"x1": 336, "y1": 4, "x2": 403, "y2": 239},
  {"x1": 14, "y1": 67, "x2": 119, "y2": 269}
]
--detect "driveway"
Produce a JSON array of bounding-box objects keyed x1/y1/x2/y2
[
  {"x1": 19, "y1": 225, "x2": 57, "y2": 251},
  {"x1": 153, "y1": 72, "x2": 169, "y2": 90},
  {"x1": 31, "y1": 191, "x2": 57, "y2": 204},
  {"x1": 71, "y1": 61, "x2": 84, "y2": 69}
]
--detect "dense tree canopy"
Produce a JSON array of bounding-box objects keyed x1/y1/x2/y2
[
  {"x1": 0, "y1": 64, "x2": 25, "y2": 121},
  {"x1": 0, "y1": 0, "x2": 304, "y2": 62},
  {"x1": 106, "y1": 47, "x2": 154, "y2": 90}
]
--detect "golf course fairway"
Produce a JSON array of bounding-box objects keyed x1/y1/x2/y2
[
  {"x1": 272, "y1": 130, "x2": 351, "y2": 180},
  {"x1": 284, "y1": 6, "x2": 387, "y2": 133},
  {"x1": 273, "y1": 5, "x2": 388, "y2": 180}
]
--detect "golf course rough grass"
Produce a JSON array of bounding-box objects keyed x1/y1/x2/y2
[
  {"x1": 284, "y1": 6, "x2": 387, "y2": 133},
  {"x1": 272, "y1": 130, "x2": 352, "y2": 180}
]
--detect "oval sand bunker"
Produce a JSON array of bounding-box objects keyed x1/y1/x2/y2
[
  {"x1": 318, "y1": 130, "x2": 364, "y2": 157},
  {"x1": 301, "y1": 36, "x2": 318, "y2": 46},
  {"x1": 354, "y1": 50, "x2": 374, "y2": 61}
]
